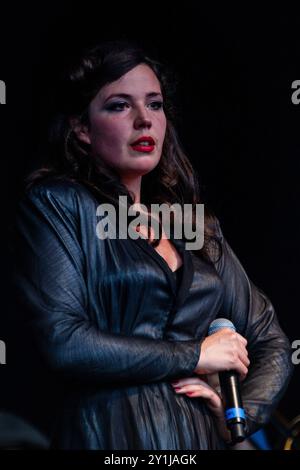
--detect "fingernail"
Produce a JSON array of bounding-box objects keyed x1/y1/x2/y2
[{"x1": 186, "y1": 392, "x2": 195, "y2": 396}]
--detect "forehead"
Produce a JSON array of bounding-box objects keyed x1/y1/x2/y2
[{"x1": 99, "y1": 64, "x2": 162, "y2": 99}]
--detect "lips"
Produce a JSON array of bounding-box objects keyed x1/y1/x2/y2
[{"x1": 130, "y1": 136, "x2": 155, "y2": 153}]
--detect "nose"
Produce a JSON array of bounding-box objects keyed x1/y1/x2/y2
[{"x1": 133, "y1": 106, "x2": 152, "y2": 130}]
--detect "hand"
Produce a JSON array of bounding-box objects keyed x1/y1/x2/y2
[
  {"x1": 171, "y1": 376, "x2": 231, "y2": 443},
  {"x1": 195, "y1": 328, "x2": 250, "y2": 380}
]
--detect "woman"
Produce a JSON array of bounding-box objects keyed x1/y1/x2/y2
[{"x1": 14, "y1": 40, "x2": 293, "y2": 449}]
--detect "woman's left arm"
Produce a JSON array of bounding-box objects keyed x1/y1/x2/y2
[{"x1": 211, "y1": 218, "x2": 294, "y2": 436}]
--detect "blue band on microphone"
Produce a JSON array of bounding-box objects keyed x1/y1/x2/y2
[{"x1": 225, "y1": 407, "x2": 245, "y2": 421}]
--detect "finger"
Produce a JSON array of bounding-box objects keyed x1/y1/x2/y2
[
  {"x1": 230, "y1": 357, "x2": 248, "y2": 380},
  {"x1": 238, "y1": 349, "x2": 250, "y2": 368},
  {"x1": 174, "y1": 381, "x2": 221, "y2": 397},
  {"x1": 239, "y1": 344, "x2": 249, "y2": 357},
  {"x1": 236, "y1": 333, "x2": 248, "y2": 347},
  {"x1": 171, "y1": 377, "x2": 207, "y2": 387},
  {"x1": 238, "y1": 341, "x2": 250, "y2": 366},
  {"x1": 237, "y1": 361, "x2": 248, "y2": 381},
  {"x1": 232, "y1": 345, "x2": 250, "y2": 371},
  {"x1": 175, "y1": 385, "x2": 222, "y2": 408},
  {"x1": 223, "y1": 330, "x2": 248, "y2": 357},
  {"x1": 238, "y1": 344, "x2": 249, "y2": 362}
]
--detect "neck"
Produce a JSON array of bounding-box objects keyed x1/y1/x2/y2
[{"x1": 121, "y1": 175, "x2": 142, "y2": 204}]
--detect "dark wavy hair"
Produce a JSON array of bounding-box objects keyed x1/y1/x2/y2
[{"x1": 27, "y1": 39, "x2": 221, "y2": 262}]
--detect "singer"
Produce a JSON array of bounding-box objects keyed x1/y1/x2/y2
[{"x1": 13, "y1": 40, "x2": 293, "y2": 449}]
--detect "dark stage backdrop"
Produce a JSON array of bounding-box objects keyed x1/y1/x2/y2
[{"x1": 0, "y1": 2, "x2": 299, "y2": 445}]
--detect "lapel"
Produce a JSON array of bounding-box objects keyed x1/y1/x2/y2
[
  {"x1": 172, "y1": 237, "x2": 195, "y2": 310},
  {"x1": 134, "y1": 233, "x2": 195, "y2": 311}
]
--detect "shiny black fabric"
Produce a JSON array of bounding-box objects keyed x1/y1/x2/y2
[
  {"x1": 13, "y1": 178, "x2": 293, "y2": 450},
  {"x1": 172, "y1": 264, "x2": 184, "y2": 289}
]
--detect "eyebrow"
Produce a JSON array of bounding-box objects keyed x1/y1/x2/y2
[{"x1": 104, "y1": 92, "x2": 163, "y2": 103}]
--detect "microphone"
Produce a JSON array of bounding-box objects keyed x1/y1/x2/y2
[{"x1": 208, "y1": 318, "x2": 247, "y2": 444}]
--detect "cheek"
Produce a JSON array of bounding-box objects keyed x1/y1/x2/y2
[
  {"x1": 157, "y1": 115, "x2": 167, "y2": 143},
  {"x1": 90, "y1": 118, "x2": 126, "y2": 152}
]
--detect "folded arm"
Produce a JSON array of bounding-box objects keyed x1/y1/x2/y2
[{"x1": 13, "y1": 183, "x2": 201, "y2": 386}]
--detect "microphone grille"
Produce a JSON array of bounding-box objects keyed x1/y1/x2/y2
[{"x1": 208, "y1": 318, "x2": 236, "y2": 336}]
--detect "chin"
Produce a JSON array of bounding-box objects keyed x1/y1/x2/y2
[{"x1": 128, "y1": 158, "x2": 160, "y2": 173}]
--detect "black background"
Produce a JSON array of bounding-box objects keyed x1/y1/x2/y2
[{"x1": 0, "y1": 2, "x2": 299, "y2": 446}]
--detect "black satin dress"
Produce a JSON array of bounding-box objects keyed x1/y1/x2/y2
[{"x1": 13, "y1": 177, "x2": 293, "y2": 450}]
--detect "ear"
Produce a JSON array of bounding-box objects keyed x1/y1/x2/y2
[{"x1": 69, "y1": 117, "x2": 91, "y2": 145}]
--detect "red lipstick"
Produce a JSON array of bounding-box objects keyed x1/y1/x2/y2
[{"x1": 130, "y1": 136, "x2": 155, "y2": 153}]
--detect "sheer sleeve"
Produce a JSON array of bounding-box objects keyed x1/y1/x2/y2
[
  {"x1": 213, "y1": 218, "x2": 294, "y2": 436},
  {"x1": 13, "y1": 182, "x2": 201, "y2": 386}
]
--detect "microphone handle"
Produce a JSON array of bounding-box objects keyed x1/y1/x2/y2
[{"x1": 219, "y1": 371, "x2": 247, "y2": 444}]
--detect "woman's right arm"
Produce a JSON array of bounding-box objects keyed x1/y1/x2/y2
[{"x1": 13, "y1": 183, "x2": 201, "y2": 386}]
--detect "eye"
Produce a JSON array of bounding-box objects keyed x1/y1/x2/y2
[
  {"x1": 148, "y1": 101, "x2": 164, "y2": 110},
  {"x1": 105, "y1": 101, "x2": 130, "y2": 112}
]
